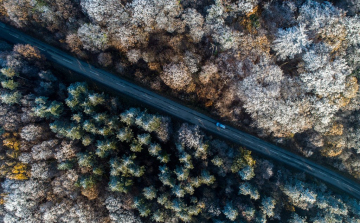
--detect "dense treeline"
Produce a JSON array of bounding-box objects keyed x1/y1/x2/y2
[
  {"x1": 0, "y1": 43, "x2": 360, "y2": 222},
  {"x1": 0, "y1": 0, "x2": 359, "y2": 180}
]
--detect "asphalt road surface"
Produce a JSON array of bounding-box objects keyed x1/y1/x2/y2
[{"x1": 1, "y1": 21, "x2": 360, "y2": 200}]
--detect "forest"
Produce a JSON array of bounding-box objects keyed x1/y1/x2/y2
[
  {"x1": 0, "y1": 0, "x2": 359, "y2": 182},
  {"x1": 0, "y1": 42, "x2": 359, "y2": 222},
  {"x1": 0, "y1": 0, "x2": 359, "y2": 222}
]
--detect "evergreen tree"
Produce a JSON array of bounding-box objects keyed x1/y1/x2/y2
[
  {"x1": 143, "y1": 186, "x2": 157, "y2": 200},
  {"x1": 148, "y1": 143, "x2": 162, "y2": 156},
  {"x1": 222, "y1": 201, "x2": 238, "y2": 221},
  {"x1": 0, "y1": 91, "x2": 21, "y2": 105},
  {"x1": 1, "y1": 80, "x2": 18, "y2": 90},
  {"x1": 96, "y1": 139, "x2": 117, "y2": 158}
]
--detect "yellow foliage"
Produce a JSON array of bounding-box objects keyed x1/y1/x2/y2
[
  {"x1": 241, "y1": 6, "x2": 260, "y2": 34},
  {"x1": 321, "y1": 140, "x2": 344, "y2": 157},
  {"x1": 325, "y1": 123, "x2": 344, "y2": 136},
  {"x1": 0, "y1": 0, "x2": 7, "y2": 17},
  {"x1": 3, "y1": 137, "x2": 20, "y2": 150},
  {"x1": 344, "y1": 76, "x2": 359, "y2": 99}
]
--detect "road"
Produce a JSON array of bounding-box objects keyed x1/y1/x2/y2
[{"x1": 1, "y1": 21, "x2": 360, "y2": 200}]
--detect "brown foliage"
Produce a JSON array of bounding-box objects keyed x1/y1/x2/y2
[
  {"x1": 14, "y1": 44, "x2": 43, "y2": 60},
  {"x1": 81, "y1": 185, "x2": 99, "y2": 200}
]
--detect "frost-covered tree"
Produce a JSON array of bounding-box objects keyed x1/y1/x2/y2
[
  {"x1": 160, "y1": 62, "x2": 192, "y2": 91},
  {"x1": 0, "y1": 91, "x2": 21, "y2": 105},
  {"x1": 282, "y1": 179, "x2": 317, "y2": 210},
  {"x1": 2, "y1": 179, "x2": 48, "y2": 222},
  {"x1": 77, "y1": 24, "x2": 109, "y2": 53},
  {"x1": 238, "y1": 165, "x2": 255, "y2": 181},
  {"x1": 261, "y1": 196, "x2": 276, "y2": 218},
  {"x1": 288, "y1": 213, "x2": 308, "y2": 223},
  {"x1": 105, "y1": 195, "x2": 142, "y2": 223},
  {"x1": 117, "y1": 127, "x2": 134, "y2": 143},
  {"x1": 222, "y1": 201, "x2": 238, "y2": 221},
  {"x1": 239, "y1": 182, "x2": 260, "y2": 200},
  {"x1": 273, "y1": 25, "x2": 311, "y2": 60}
]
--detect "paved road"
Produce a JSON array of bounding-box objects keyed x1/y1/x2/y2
[{"x1": 1, "y1": 22, "x2": 360, "y2": 200}]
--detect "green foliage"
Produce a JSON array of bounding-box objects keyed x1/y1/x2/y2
[
  {"x1": 157, "y1": 151, "x2": 170, "y2": 164},
  {"x1": 148, "y1": 143, "x2": 161, "y2": 156},
  {"x1": 81, "y1": 134, "x2": 93, "y2": 146},
  {"x1": 109, "y1": 176, "x2": 133, "y2": 193},
  {"x1": 172, "y1": 184, "x2": 185, "y2": 198},
  {"x1": 143, "y1": 186, "x2": 157, "y2": 200},
  {"x1": 231, "y1": 148, "x2": 255, "y2": 173},
  {"x1": 50, "y1": 120, "x2": 83, "y2": 140},
  {"x1": 57, "y1": 161, "x2": 74, "y2": 170},
  {"x1": 130, "y1": 139, "x2": 143, "y2": 153},
  {"x1": 174, "y1": 166, "x2": 189, "y2": 181},
  {"x1": 79, "y1": 175, "x2": 97, "y2": 189},
  {"x1": 77, "y1": 152, "x2": 96, "y2": 168},
  {"x1": 34, "y1": 97, "x2": 64, "y2": 119},
  {"x1": 96, "y1": 139, "x2": 117, "y2": 158},
  {"x1": 158, "y1": 165, "x2": 175, "y2": 187},
  {"x1": 0, "y1": 91, "x2": 21, "y2": 105},
  {"x1": 211, "y1": 156, "x2": 223, "y2": 167},
  {"x1": 223, "y1": 201, "x2": 238, "y2": 221},
  {"x1": 110, "y1": 155, "x2": 145, "y2": 178},
  {"x1": 137, "y1": 133, "x2": 151, "y2": 146},
  {"x1": 1, "y1": 80, "x2": 19, "y2": 90},
  {"x1": 152, "y1": 210, "x2": 165, "y2": 222},
  {"x1": 200, "y1": 170, "x2": 215, "y2": 185},
  {"x1": 117, "y1": 127, "x2": 134, "y2": 143},
  {"x1": 120, "y1": 108, "x2": 140, "y2": 126},
  {"x1": 0, "y1": 68, "x2": 17, "y2": 78}
]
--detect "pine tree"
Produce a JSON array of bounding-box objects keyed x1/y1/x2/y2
[
  {"x1": 0, "y1": 91, "x2": 21, "y2": 105},
  {"x1": 96, "y1": 139, "x2": 117, "y2": 158},
  {"x1": 137, "y1": 133, "x2": 151, "y2": 146},
  {"x1": 143, "y1": 186, "x2": 157, "y2": 200},
  {"x1": 1, "y1": 80, "x2": 19, "y2": 90},
  {"x1": 0, "y1": 68, "x2": 18, "y2": 78},
  {"x1": 222, "y1": 201, "x2": 238, "y2": 221},
  {"x1": 148, "y1": 143, "x2": 162, "y2": 156},
  {"x1": 200, "y1": 170, "x2": 215, "y2": 185}
]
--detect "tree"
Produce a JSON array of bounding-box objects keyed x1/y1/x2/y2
[
  {"x1": 282, "y1": 179, "x2": 317, "y2": 210},
  {"x1": 200, "y1": 170, "x2": 215, "y2": 185},
  {"x1": 33, "y1": 97, "x2": 64, "y2": 119},
  {"x1": 238, "y1": 165, "x2": 255, "y2": 181},
  {"x1": 182, "y1": 8, "x2": 204, "y2": 43},
  {"x1": 239, "y1": 182, "x2": 260, "y2": 200},
  {"x1": 288, "y1": 213, "x2": 307, "y2": 223},
  {"x1": 77, "y1": 152, "x2": 95, "y2": 168},
  {"x1": 273, "y1": 25, "x2": 311, "y2": 60},
  {"x1": 20, "y1": 124, "x2": 46, "y2": 142},
  {"x1": 50, "y1": 121, "x2": 83, "y2": 140},
  {"x1": 174, "y1": 165, "x2": 189, "y2": 181},
  {"x1": 120, "y1": 108, "x2": 140, "y2": 126},
  {"x1": 0, "y1": 91, "x2": 21, "y2": 105},
  {"x1": 148, "y1": 143, "x2": 161, "y2": 156},
  {"x1": 97, "y1": 52, "x2": 112, "y2": 67},
  {"x1": 13, "y1": 44, "x2": 43, "y2": 61},
  {"x1": 77, "y1": 23, "x2": 109, "y2": 53},
  {"x1": 143, "y1": 186, "x2": 157, "y2": 200},
  {"x1": 0, "y1": 68, "x2": 18, "y2": 78},
  {"x1": 105, "y1": 195, "x2": 142, "y2": 223},
  {"x1": 117, "y1": 127, "x2": 134, "y2": 143},
  {"x1": 160, "y1": 62, "x2": 192, "y2": 91},
  {"x1": 96, "y1": 139, "x2": 117, "y2": 158},
  {"x1": 137, "y1": 133, "x2": 151, "y2": 146},
  {"x1": 1, "y1": 80, "x2": 18, "y2": 90},
  {"x1": 261, "y1": 196, "x2": 276, "y2": 218},
  {"x1": 222, "y1": 201, "x2": 238, "y2": 221}
]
